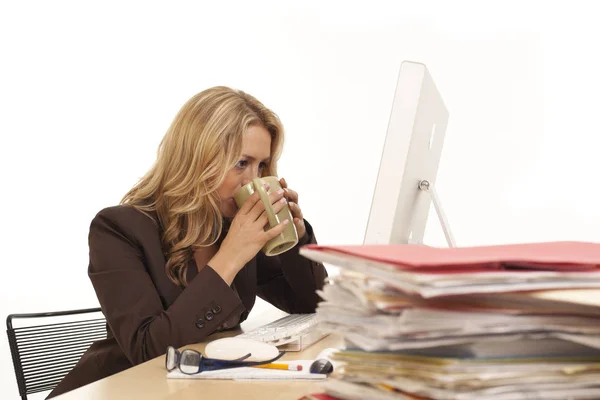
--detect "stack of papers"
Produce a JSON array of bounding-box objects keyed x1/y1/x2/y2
[
  {"x1": 301, "y1": 241, "x2": 600, "y2": 297},
  {"x1": 299, "y1": 241, "x2": 600, "y2": 399}
]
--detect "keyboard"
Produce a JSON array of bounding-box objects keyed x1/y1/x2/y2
[{"x1": 237, "y1": 313, "x2": 327, "y2": 351}]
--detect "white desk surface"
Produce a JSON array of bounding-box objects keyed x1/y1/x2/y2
[{"x1": 54, "y1": 307, "x2": 343, "y2": 400}]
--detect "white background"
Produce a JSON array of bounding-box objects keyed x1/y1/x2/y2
[{"x1": 1, "y1": 0, "x2": 600, "y2": 398}]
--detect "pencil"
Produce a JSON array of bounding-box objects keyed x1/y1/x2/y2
[{"x1": 253, "y1": 363, "x2": 303, "y2": 371}]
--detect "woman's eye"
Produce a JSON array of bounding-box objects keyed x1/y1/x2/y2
[
  {"x1": 259, "y1": 162, "x2": 267, "y2": 171},
  {"x1": 236, "y1": 160, "x2": 248, "y2": 169}
]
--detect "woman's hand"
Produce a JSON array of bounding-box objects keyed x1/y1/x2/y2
[
  {"x1": 279, "y1": 177, "x2": 307, "y2": 240},
  {"x1": 208, "y1": 185, "x2": 289, "y2": 284}
]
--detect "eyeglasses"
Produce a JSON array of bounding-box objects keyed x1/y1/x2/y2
[{"x1": 165, "y1": 345, "x2": 286, "y2": 375}]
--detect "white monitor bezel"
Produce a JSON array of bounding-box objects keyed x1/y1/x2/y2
[{"x1": 364, "y1": 61, "x2": 449, "y2": 245}]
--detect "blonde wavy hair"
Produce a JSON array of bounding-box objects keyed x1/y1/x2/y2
[{"x1": 121, "y1": 86, "x2": 284, "y2": 287}]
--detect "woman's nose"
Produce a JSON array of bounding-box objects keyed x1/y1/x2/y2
[{"x1": 242, "y1": 167, "x2": 260, "y2": 184}]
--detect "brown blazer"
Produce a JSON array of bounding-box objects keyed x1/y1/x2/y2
[{"x1": 47, "y1": 205, "x2": 327, "y2": 398}]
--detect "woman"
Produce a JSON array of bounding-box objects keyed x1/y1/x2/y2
[{"x1": 48, "y1": 86, "x2": 328, "y2": 398}]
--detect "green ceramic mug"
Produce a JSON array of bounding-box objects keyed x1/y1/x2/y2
[{"x1": 233, "y1": 176, "x2": 299, "y2": 256}]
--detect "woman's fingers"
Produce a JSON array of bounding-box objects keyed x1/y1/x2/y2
[
  {"x1": 249, "y1": 187, "x2": 286, "y2": 224},
  {"x1": 264, "y1": 219, "x2": 289, "y2": 241},
  {"x1": 287, "y1": 201, "x2": 303, "y2": 220},
  {"x1": 246, "y1": 193, "x2": 266, "y2": 221},
  {"x1": 284, "y1": 188, "x2": 298, "y2": 204},
  {"x1": 238, "y1": 190, "x2": 261, "y2": 216},
  {"x1": 255, "y1": 197, "x2": 288, "y2": 228}
]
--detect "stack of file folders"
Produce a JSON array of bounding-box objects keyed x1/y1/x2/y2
[{"x1": 299, "y1": 241, "x2": 600, "y2": 400}]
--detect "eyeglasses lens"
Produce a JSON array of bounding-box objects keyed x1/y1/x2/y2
[
  {"x1": 180, "y1": 350, "x2": 202, "y2": 374},
  {"x1": 166, "y1": 347, "x2": 180, "y2": 371}
]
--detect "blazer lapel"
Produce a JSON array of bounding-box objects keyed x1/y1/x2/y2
[{"x1": 139, "y1": 209, "x2": 186, "y2": 308}]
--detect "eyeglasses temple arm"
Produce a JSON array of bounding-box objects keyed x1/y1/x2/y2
[
  {"x1": 200, "y1": 351, "x2": 287, "y2": 372},
  {"x1": 232, "y1": 353, "x2": 252, "y2": 361}
]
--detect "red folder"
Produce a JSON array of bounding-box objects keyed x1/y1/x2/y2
[{"x1": 301, "y1": 241, "x2": 600, "y2": 272}]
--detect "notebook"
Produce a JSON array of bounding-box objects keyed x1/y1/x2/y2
[{"x1": 166, "y1": 360, "x2": 326, "y2": 381}]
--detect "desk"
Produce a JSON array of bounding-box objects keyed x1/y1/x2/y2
[{"x1": 55, "y1": 307, "x2": 344, "y2": 400}]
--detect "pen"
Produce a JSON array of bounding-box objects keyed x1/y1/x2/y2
[{"x1": 253, "y1": 363, "x2": 303, "y2": 371}]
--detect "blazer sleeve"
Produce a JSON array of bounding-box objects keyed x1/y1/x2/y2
[
  {"x1": 87, "y1": 208, "x2": 246, "y2": 365},
  {"x1": 255, "y1": 219, "x2": 328, "y2": 313}
]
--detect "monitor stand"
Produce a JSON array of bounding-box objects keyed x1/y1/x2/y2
[{"x1": 416, "y1": 180, "x2": 456, "y2": 248}]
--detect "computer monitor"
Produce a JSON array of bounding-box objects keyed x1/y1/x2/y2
[{"x1": 363, "y1": 61, "x2": 455, "y2": 247}]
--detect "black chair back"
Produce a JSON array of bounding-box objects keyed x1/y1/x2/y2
[{"x1": 6, "y1": 308, "x2": 106, "y2": 400}]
